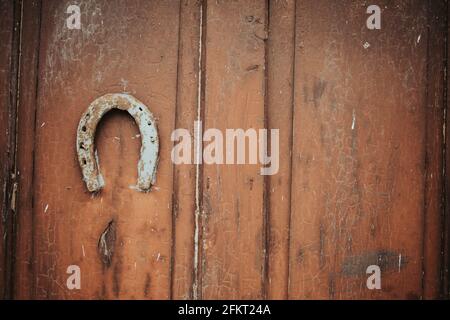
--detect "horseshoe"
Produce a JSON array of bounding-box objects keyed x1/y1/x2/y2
[{"x1": 76, "y1": 93, "x2": 159, "y2": 193}]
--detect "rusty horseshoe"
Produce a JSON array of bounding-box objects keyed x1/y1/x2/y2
[{"x1": 76, "y1": 93, "x2": 159, "y2": 193}]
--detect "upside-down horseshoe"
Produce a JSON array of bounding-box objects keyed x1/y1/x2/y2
[{"x1": 76, "y1": 93, "x2": 159, "y2": 193}]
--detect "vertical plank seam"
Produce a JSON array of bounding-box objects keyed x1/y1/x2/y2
[
  {"x1": 30, "y1": 0, "x2": 44, "y2": 299},
  {"x1": 9, "y1": 0, "x2": 24, "y2": 300},
  {"x1": 286, "y1": 0, "x2": 297, "y2": 300},
  {"x1": 262, "y1": 0, "x2": 270, "y2": 300},
  {"x1": 442, "y1": 0, "x2": 450, "y2": 299},
  {"x1": 3, "y1": 0, "x2": 23, "y2": 300},
  {"x1": 423, "y1": 0, "x2": 449, "y2": 300},
  {"x1": 192, "y1": 0, "x2": 206, "y2": 300},
  {"x1": 169, "y1": 0, "x2": 184, "y2": 300},
  {"x1": 420, "y1": 0, "x2": 432, "y2": 299}
]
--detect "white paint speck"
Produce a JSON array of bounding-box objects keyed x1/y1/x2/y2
[
  {"x1": 351, "y1": 109, "x2": 356, "y2": 130},
  {"x1": 40, "y1": 122, "x2": 46, "y2": 128},
  {"x1": 120, "y1": 78, "x2": 129, "y2": 92},
  {"x1": 82, "y1": 244, "x2": 86, "y2": 257},
  {"x1": 44, "y1": 204, "x2": 49, "y2": 213},
  {"x1": 398, "y1": 254, "x2": 402, "y2": 272},
  {"x1": 363, "y1": 42, "x2": 370, "y2": 49},
  {"x1": 416, "y1": 34, "x2": 421, "y2": 44}
]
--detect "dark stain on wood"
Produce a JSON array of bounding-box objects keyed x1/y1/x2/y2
[
  {"x1": 144, "y1": 273, "x2": 151, "y2": 297},
  {"x1": 319, "y1": 222, "x2": 326, "y2": 269},
  {"x1": 296, "y1": 247, "x2": 304, "y2": 265},
  {"x1": 313, "y1": 79, "x2": 327, "y2": 107},
  {"x1": 246, "y1": 64, "x2": 260, "y2": 72},
  {"x1": 341, "y1": 250, "x2": 408, "y2": 277}
]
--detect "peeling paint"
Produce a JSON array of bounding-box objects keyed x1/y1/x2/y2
[
  {"x1": 76, "y1": 93, "x2": 159, "y2": 192},
  {"x1": 351, "y1": 109, "x2": 356, "y2": 130},
  {"x1": 10, "y1": 182, "x2": 18, "y2": 212},
  {"x1": 98, "y1": 220, "x2": 116, "y2": 267}
]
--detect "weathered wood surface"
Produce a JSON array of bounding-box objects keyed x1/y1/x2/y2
[
  {"x1": 21, "y1": 0, "x2": 183, "y2": 299},
  {"x1": 288, "y1": 0, "x2": 445, "y2": 299},
  {"x1": 0, "y1": 0, "x2": 447, "y2": 299},
  {"x1": 0, "y1": 0, "x2": 15, "y2": 299}
]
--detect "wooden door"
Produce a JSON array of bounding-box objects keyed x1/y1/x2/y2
[{"x1": 1, "y1": 0, "x2": 449, "y2": 299}]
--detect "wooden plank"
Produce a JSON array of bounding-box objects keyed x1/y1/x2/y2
[
  {"x1": 31, "y1": 0, "x2": 180, "y2": 299},
  {"x1": 266, "y1": 0, "x2": 295, "y2": 300},
  {"x1": 0, "y1": 0, "x2": 15, "y2": 299},
  {"x1": 200, "y1": 0, "x2": 267, "y2": 299},
  {"x1": 289, "y1": 0, "x2": 432, "y2": 299},
  {"x1": 171, "y1": 0, "x2": 201, "y2": 300},
  {"x1": 13, "y1": 0, "x2": 42, "y2": 300},
  {"x1": 422, "y1": 0, "x2": 446, "y2": 299},
  {"x1": 444, "y1": 0, "x2": 450, "y2": 300}
]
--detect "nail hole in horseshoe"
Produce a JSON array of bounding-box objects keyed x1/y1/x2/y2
[{"x1": 82, "y1": 125, "x2": 87, "y2": 132}]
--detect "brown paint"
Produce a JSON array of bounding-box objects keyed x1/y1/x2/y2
[
  {"x1": 29, "y1": 0, "x2": 180, "y2": 299},
  {"x1": 444, "y1": 0, "x2": 450, "y2": 300},
  {"x1": 200, "y1": 0, "x2": 267, "y2": 299},
  {"x1": 422, "y1": 0, "x2": 446, "y2": 299},
  {"x1": 0, "y1": 0, "x2": 22, "y2": 299},
  {"x1": 171, "y1": 0, "x2": 201, "y2": 300},
  {"x1": 13, "y1": 0, "x2": 42, "y2": 300},
  {"x1": 266, "y1": 0, "x2": 295, "y2": 300},
  {"x1": 0, "y1": 0, "x2": 15, "y2": 300},
  {"x1": 1, "y1": 0, "x2": 449, "y2": 300},
  {"x1": 289, "y1": 0, "x2": 442, "y2": 299}
]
